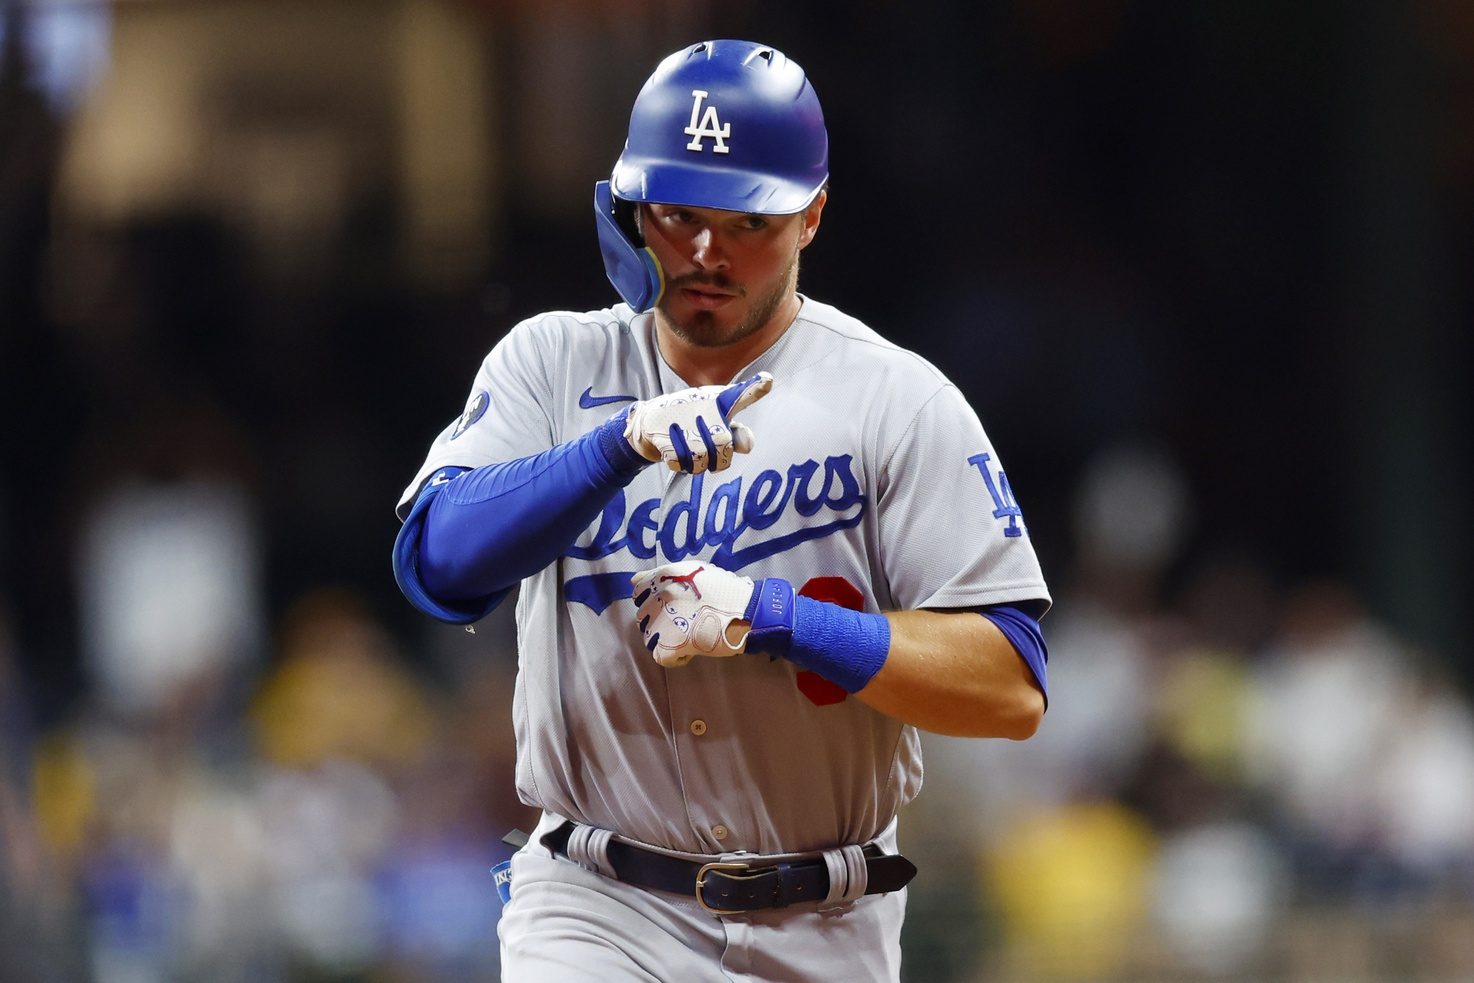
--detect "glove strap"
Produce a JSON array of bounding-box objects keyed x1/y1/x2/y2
[{"x1": 743, "y1": 578, "x2": 796, "y2": 658}]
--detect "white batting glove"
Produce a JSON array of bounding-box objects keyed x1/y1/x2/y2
[
  {"x1": 631, "y1": 561, "x2": 757, "y2": 668},
  {"x1": 624, "y1": 372, "x2": 773, "y2": 474}
]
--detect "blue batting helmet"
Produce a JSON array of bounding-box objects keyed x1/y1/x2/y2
[{"x1": 594, "y1": 40, "x2": 829, "y2": 312}]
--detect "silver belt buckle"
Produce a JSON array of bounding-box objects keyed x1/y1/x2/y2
[{"x1": 695, "y1": 860, "x2": 754, "y2": 916}]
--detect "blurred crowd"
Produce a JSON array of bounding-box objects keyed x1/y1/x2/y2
[
  {"x1": 2, "y1": 558, "x2": 535, "y2": 981},
  {"x1": 3, "y1": 444, "x2": 1474, "y2": 982},
  {"x1": 904, "y1": 447, "x2": 1474, "y2": 982}
]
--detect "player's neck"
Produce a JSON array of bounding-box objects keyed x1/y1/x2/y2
[{"x1": 655, "y1": 294, "x2": 801, "y2": 387}]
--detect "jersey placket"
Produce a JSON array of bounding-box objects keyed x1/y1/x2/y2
[
  {"x1": 653, "y1": 468, "x2": 739, "y2": 852},
  {"x1": 663, "y1": 661, "x2": 740, "y2": 851}
]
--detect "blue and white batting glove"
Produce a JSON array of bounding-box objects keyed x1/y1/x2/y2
[
  {"x1": 630, "y1": 560, "x2": 801, "y2": 669},
  {"x1": 631, "y1": 561, "x2": 761, "y2": 667},
  {"x1": 623, "y1": 372, "x2": 773, "y2": 474},
  {"x1": 630, "y1": 560, "x2": 890, "y2": 693}
]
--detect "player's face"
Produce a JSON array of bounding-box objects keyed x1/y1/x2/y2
[{"x1": 641, "y1": 195, "x2": 825, "y2": 349}]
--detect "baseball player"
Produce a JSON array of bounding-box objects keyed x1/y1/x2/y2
[{"x1": 393, "y1": 40, "x2": 1050, "y2": 982}]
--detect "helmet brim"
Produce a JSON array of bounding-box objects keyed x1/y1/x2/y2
[{"x1": 611, "y1": 155, "x2": 826, "y2": 215}]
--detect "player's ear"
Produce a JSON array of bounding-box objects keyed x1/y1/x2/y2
[{"x1": 797, "y1": 188, "x2": 826, "y2": 250}]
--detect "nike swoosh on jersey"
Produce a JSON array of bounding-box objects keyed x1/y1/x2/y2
[{"x1": 579, "y1": 387, "x2": 637, "y2": 409}]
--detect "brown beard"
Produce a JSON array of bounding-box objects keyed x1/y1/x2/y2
[{"x1": 660, "y1": 252, "x2": 800, "y2": 350}]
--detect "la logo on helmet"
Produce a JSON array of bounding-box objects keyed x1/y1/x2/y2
[{"x1": 684, "y1": 89, "x2": 731, "y2": 154}]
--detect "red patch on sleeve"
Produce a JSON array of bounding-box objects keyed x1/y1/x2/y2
[
  {"x1": 797, "y1": 576, "x2": 864, "y2": 610},
  {"x1": 793, "y1": 577, "x2": 864, "y2": 706},
  {"x1": 795, "y1": 670, "x2": 848, "y2": 706}
]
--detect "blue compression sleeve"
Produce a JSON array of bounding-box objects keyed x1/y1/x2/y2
[
  {"x1": 393, "y1": 414, "x2": 648, "y2": 623},
  {"x1": 979, "y1": 604, "x2": 1049, "y2": 705},
  {"x1": 393, "y1": 469, "x2": 495, "y2": 624}
]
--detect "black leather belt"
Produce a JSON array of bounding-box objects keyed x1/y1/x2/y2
[{"x1": 540, "y1": 821, "x2": 917, "y2": 915}]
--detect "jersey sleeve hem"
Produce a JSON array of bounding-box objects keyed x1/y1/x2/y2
[
  {"x1": 396, "y1": 454, "x2": 495, "y2": 520},
  {"x1": 913, "y1": 583, "x2": 1053, "y2": 616}
]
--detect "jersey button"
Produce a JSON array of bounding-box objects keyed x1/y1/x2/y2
[
  {"x1": 712, "y1": 825, "x2": 729, "y2": 842},
  {"x1": 689, "y1": 719, "x2": 708, "y2": 736}
]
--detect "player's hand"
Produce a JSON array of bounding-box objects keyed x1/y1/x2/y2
[
  {"x1": 631, "y1": 561, "x2": 757, "y2": 668},
  {"x1": 623, "y1": 372, "x2": 773, "y2": 474}
]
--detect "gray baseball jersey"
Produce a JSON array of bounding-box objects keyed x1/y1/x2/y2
[{"x1": 398, "y1": 296, "x2": 1050, "y2": 857}]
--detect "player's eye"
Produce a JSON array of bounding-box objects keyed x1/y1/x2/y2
[{"x1": 738, "y1": 215, "x2": 768, "y2": 231}]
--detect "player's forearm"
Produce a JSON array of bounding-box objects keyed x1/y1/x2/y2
[
  {"x1": 854, "y1": 610, "x2": 1045, "y2": 739},
  {"x1": 414, "y1": 416, "x2": 647, "y2": 600},
  {"x1": 639, "y1": 566, "x2": 1049, "y2": 736}
]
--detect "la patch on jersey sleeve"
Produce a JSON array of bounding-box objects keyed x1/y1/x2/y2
[{"x1": 876, "y1": 383, "x2": 1050, "y2": 613}]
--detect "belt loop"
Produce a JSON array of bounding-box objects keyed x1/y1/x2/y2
[
  {"x1": 565, "y1": 824, "x2": 617, "y2": 880},
  {"x1": 818, "y1": 843, "x2": 868, "y2": 910}
]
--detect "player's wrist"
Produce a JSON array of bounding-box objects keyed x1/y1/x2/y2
[
  {"x1": 597, "y1": 409, "x2": 654, "y2": 476},
  {"x1": 741, "y1": 579, "x2": 891, "y2": 694}
]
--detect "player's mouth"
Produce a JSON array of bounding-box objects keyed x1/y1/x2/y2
[{"x1": 679, "y1": 287, "x2": 738, "y2": 310}]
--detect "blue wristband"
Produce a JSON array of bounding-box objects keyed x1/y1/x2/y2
[{"x1": 743, "y1": 578, "x2": 890, "y2": 694}]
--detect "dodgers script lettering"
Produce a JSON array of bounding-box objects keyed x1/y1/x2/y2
[{"x1": 569, "y1": 454, "x2": 866, "y2": 571}]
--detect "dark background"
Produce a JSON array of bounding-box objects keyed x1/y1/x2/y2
[
  {"x1": 6, "y1": 2, "x2": 1470, "y2": 710},
  {"x1": 2, "y1": 2, "x2": 1472, "y2": 980}
]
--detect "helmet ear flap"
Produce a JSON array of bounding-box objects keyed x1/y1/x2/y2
[
  {"x1": 593, "y1": 181, "x2": 665, "y2": 313},
  {"x1": 612, "y1": 195, "x2": 643, "y2": 246}
]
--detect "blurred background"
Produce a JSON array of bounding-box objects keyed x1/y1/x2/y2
[{"x1": 2, "y1": 0, "x2": 1472, "y2": 980}]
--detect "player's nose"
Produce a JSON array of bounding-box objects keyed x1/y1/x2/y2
[{"x1": 691, "y1": 227, "x2": 729, "y2": 270}]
